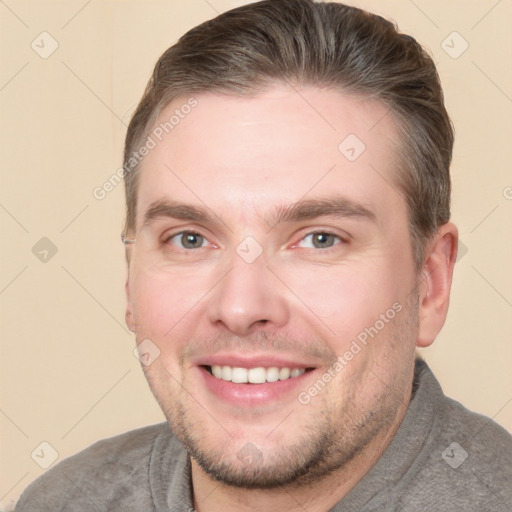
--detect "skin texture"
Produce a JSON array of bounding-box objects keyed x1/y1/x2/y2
[{"x1": 125, "y1": 85, "x2": 458, "y2": 512}]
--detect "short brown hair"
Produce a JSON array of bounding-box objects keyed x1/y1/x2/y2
[{"x1": 123, "y1": 0, "x2": 453, "y2": 268}]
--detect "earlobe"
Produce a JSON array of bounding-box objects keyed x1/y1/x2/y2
[{"x1": 416, "y1": 222, "x2": 458, "y2": 348}]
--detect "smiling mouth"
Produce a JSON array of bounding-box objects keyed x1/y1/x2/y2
[{"x1": 204, "y1": 365, "x2": 314, "y2": 384}]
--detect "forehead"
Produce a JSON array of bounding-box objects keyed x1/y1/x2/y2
[{"x1": 135, "y1": 85, "x2": 406, "y2": 228}]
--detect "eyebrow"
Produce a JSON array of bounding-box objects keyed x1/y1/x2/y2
[
  {"x1": 141, "y1": 196, "x2": 377, "y2": 229},
  {"x1": 268, "y1": 197, "x2": 377, "y2": 226},
  {"x1": 142, "y1": 200, "x2": 216, "y2": 227}
]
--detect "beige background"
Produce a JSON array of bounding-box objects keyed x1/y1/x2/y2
[{"x1": 1, "y1": 0, "x2": 511, "y2": 507}]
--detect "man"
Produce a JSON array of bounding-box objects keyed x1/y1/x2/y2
[{"x1": 16, "y1": 0, "x2": 512, "y2": 510}]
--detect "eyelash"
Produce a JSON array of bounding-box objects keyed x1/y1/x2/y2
[
  {"x1": 296, "y1": 231, "x2": 347, "y2": 250},
  {"x1": 162, "y1": 229, "x2": 349, "y2": 252},
  {"x1": 163, "y1": 231, "x2": 213, "y2": 250}
]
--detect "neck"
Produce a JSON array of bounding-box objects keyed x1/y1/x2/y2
[{"x1": 190, "y1": 396, "x2": 409, "y2": 512}]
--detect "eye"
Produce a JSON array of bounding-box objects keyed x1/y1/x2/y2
[
  {"x1": 297, "y1": 232, "x2": 343, "y2": 249},
  {"x1": 166, "y1": 231, "x2": 209, "y2": 249}
]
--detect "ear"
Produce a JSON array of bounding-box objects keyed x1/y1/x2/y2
[
  {"x1": 416, "y1": 222, "x2": 458, "y2": 348},
  {"x1": 125, "y1": 275, "x2": 136, "y2": 333}
]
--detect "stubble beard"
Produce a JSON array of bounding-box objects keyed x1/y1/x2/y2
[
  {"x1": 144, "y1": 294, "x2": 419, "y2": 490},
  {"x1": 173, "y1": 394, "x2": 401, "y2": 490}
]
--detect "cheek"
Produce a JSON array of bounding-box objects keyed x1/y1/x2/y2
[
  {"x1": 129, "y1": 268, "x2": 207, "y2": 340},
  {"x1": 282, "y1": 259, "x2": 408, "y2": 350}
]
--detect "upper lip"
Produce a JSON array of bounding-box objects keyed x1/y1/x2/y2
[{"x1": 192, "y1": 353, "x2": 318, "y2": 369}]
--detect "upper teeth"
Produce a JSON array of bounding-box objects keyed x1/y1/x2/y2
[{"x1": 210, "y1": 365, "x2": 305, "y2": 384}]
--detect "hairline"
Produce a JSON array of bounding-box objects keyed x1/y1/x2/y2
[
  {"x1": 127, "y1": 81, "x2": 409, "y2": 217},
  {"x1": 124, "y1": 82, "x2": 425, "y2": 268}
]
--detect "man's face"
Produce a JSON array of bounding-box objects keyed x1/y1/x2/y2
[{"x1": 126, "y1": 85, "x2": 421, "y2": 487}]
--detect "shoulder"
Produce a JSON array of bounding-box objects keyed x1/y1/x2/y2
[
  {"x1": 399, "y1": 385, "x2": 512, "y2": 510},
  {"x1": 438, "y1": 391, "x2": 512, "y2": 484},
  {"x1": 16, "y1": 422, "x2": 173, "y2": 512}
]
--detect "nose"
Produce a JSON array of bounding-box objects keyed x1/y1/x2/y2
[{"x1": 206, "y1": 250, "x2": 290, "y2": 336}]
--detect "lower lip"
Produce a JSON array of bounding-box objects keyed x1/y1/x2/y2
[{"x1": 198, "y1": 366, "x2": 315, "y2": 407}]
